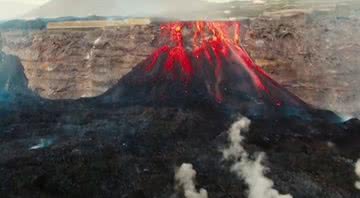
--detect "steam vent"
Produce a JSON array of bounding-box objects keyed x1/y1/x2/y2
[{"x1": 0, "y1": 2, "x2": 360, "y2": 198}]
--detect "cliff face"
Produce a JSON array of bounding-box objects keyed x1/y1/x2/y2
[
  {"x1": 242, "y1": 13, "x2": 360, "y2": 117},
  {"x1": 2, "y1": 25, "x2": 159, "y2": 99},
  {"x1": 1, "y1": 10, "x2": 360, "y2": 116}
]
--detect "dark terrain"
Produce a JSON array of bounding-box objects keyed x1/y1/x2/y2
[{"x1": 0, "y1": 48, "x2": 359, "y2": 198}]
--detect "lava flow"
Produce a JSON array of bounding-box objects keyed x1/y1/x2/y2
[
  {"x1": 146, "y1": 21, "x2": 240, "y2": 79},
  {"x1": 144, "y1": 21, "x2": 297, "y2": 106}
]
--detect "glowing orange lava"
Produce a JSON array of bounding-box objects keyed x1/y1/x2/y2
[{"x1": 145, "y1": 21, "x2": 281, "y2": 104}]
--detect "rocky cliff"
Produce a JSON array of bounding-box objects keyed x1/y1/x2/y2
[
  {"x1": 2, "y1": 9, "x2": 360, "y2": 117},
  {"x1": 2, "y1": 25, "x2": 159, "y2": 99}
]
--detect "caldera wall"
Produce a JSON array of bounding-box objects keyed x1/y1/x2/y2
[{"x1": 2, "y1": 25, "x2": 160, "y2": 99}]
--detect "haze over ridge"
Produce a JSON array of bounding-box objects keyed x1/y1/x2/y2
[{"x1": 23, "y1": 0, "x2": 211, "y2": 19}]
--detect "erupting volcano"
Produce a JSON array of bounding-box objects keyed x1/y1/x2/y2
[
  {"x1": 96, "y1": 21, "x2": 338, "y2": 120},
  {"x1": 1, "y1": 15, "x2": 360, "y2": 197}
]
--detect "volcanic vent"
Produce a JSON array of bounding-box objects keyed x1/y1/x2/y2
[{"x1": 96, "y1": 21, "x2": 334, "y2": 119}]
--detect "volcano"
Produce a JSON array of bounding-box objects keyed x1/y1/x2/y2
[
  {"x1": 0, "y1": 21, "x2": 359, "y2": 198},
  {"x1": 93, "y1": 22, "x2": 338, "y2": 121}
]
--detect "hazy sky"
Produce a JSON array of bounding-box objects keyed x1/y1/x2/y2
[
  {"x1": 0, "y1": 0, "x2": 50, "y2": 19},
  {"x1": 0, "y1": 0, "x2": 49, "y2": 5},
  {"x1": 0, "y1": 0, "x2": 258, "y2": 20},
  {"x1": 0, "y1": 0, "x2": 254, "y2": 3}
]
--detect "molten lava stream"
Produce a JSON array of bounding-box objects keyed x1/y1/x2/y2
[{"x1": 144, "y1": 21, "x2": 288, "y2": 106}]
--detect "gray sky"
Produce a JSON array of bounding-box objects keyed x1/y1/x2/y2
[{"x1": 2, "y1": 0, "x2": 48, "y2": 3}]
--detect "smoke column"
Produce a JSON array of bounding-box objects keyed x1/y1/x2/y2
[
  {"x1": 355, "y1": 159, "x2": 360, "y2": 190},
  {"x1": 222, "y1": 117, "x2": 293, "y2": 198},
  {"x1": 175, "y1": 163, "x2": 208, "y2": 198}
]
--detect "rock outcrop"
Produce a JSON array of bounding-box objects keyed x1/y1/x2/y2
[{"x1": 0, "y1": 52, "x2": 29, "y2": 94}]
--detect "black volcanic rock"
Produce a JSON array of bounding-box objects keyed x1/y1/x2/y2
[
  {"x1": 0, "y1": 52, "x2": 40, "y2": 112},
  {"x1": 0, "y1": 52, "x2": 30, "y2": 95},
  {"x1": 0, "y1": 104, "x2": 359, "y2": 198}
]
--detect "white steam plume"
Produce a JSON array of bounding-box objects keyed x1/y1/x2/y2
[
  {"x1": 222, "y1": 117, "x2": 293, "y2": 198},
  {"x1": 355, "y1": 159, "x2": 360, "y2": 190},
  {"x1": 175, "y1": 163, "x2": 208, "y2": 198}
]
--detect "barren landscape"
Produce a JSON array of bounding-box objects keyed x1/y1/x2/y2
[{"x1": 0, "y1": 2, "x2": 360, "y2": 198}]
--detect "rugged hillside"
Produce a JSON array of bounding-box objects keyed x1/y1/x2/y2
[{"x1": 2, "y1": 25, "x2": 160, "y2": 99}]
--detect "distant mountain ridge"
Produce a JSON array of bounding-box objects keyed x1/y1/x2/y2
[
  {"x1": 25, "y1": 0, "x2": 209, "y2": 19},
  {"x1": 0, "y1": 16, "x2": 117, "y2": 31}
]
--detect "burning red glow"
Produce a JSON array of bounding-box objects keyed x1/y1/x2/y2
[
  {"x1": 146, "y1": 22, "x2": 238, "y2": 76},
  {"x1": 146, "y1": 21, "x2": 282, "y2": 104}
]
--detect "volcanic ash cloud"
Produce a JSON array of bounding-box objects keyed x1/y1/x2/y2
[
  {"x1": 355, "y1": 159, "x2": 360, "y2": 190},
  {"x1": 175, "y1": 163, "x2": 208, "y2": 198},
  {"x1": 222, "y1": 117, "x2": 293, "y2": 198}
]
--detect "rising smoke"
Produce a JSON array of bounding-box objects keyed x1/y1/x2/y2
[
  {"x1": 355, "y1": 159, "x2": 360, "y2": 190},
  {"x1": 222, "y1": 117, "x2": 293, "y2": 198},
  {"x1": 175, "y1": 163, "x2": 208, "y2": 198}
]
